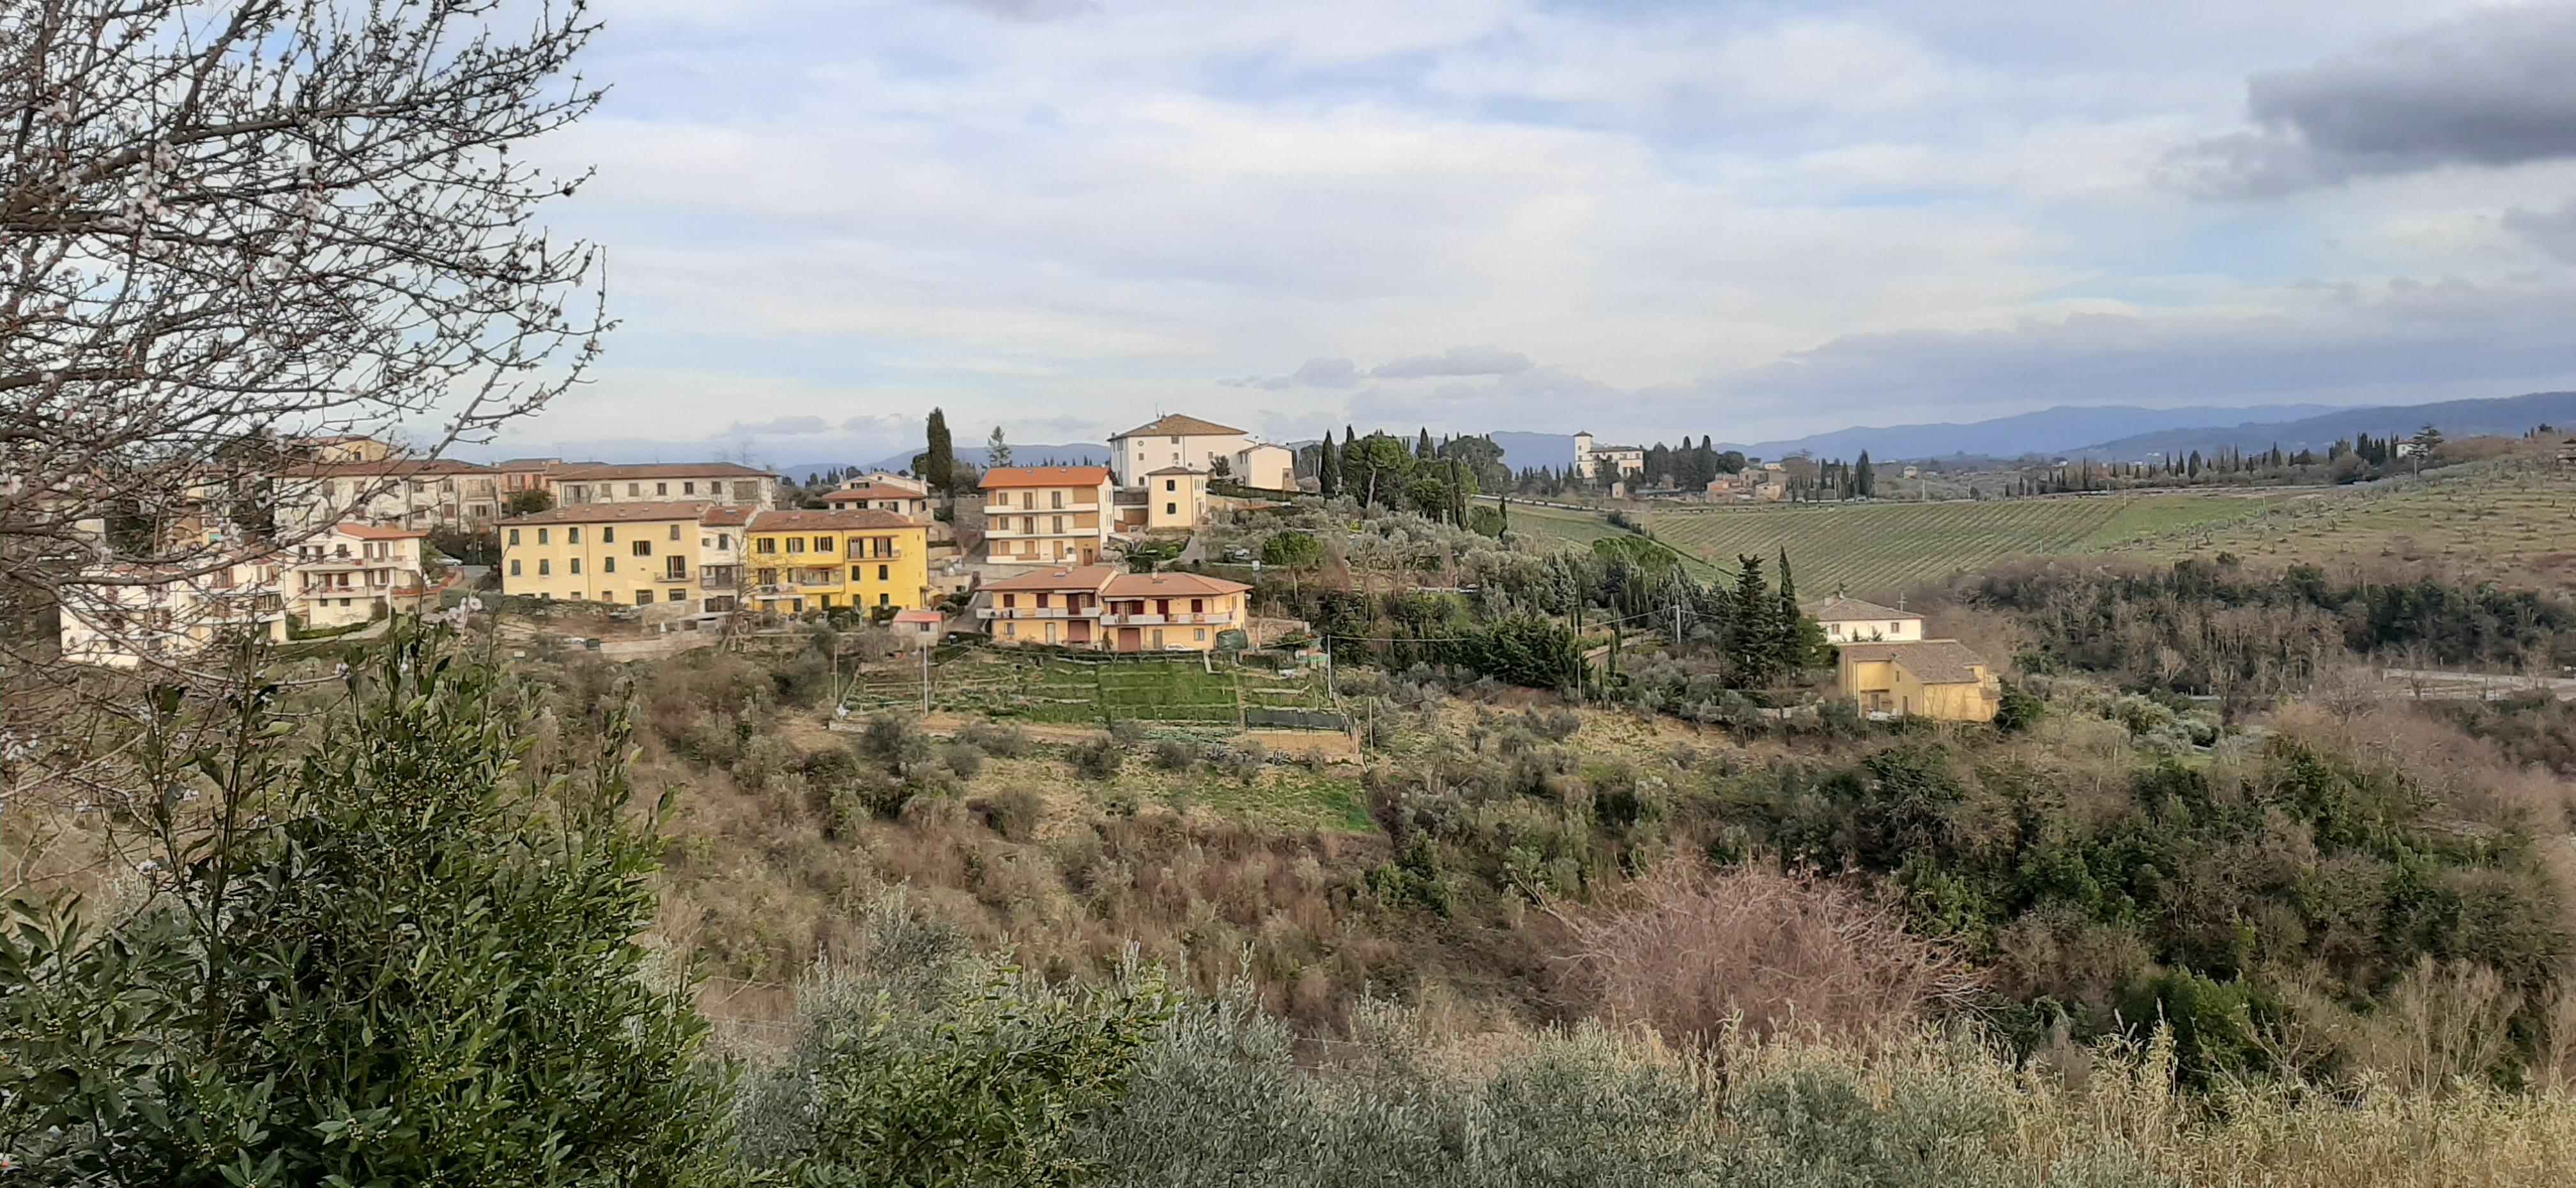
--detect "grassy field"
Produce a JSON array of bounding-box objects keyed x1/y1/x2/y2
[
  {"x1": 846, "y1": 648, "x2": 1340, "y2": 727},
  {"x1": 1504, "y1": 493, "x2": 2287, "y2": 598},
  {"x1": 2128, "y1": 466, "x2": 2576, "y2": 593}
]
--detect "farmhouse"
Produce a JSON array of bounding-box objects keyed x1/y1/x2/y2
[
  {"x1": 1836, "y1": 639, "x2": 2000, "y2": 722},
  {"x1": 1803, "y1": 597, "x2": 1923, "y2": 643},
  {"x1": 1572, "y1": 431, "x2": 1645, "y2": 482}
]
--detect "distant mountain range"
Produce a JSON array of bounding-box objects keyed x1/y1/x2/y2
[{"x1": 772, "y1": 443, "x2": 1112, "y2": 480}]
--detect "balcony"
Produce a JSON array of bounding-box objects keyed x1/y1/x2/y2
[
  {"x1": 981, "y1": 524, "x2": 1099, "y2": 539},
  {"x1": 983, "y1": 500, "x2": 1098, "y2": 516},
  {"x1": 845, "y1": 546, "x2": 905, "y2": 559},
  {"x1": 1100, "y1": 610, "x2": 1235, "y2": 627},
  {"x1": 977, "y1": 605, "x2": 1084, "y2": 619},
  {"x1": 700, "y1": 571, "x2": 741, "y2": 590}
]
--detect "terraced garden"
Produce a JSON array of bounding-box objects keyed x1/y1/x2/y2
[
  {"x1": 844, "y1": 647, "x2": 1340, "y2": 727},
  {"x1": 1503, "y1": 492, "x2": 2288, "y2": 598}
]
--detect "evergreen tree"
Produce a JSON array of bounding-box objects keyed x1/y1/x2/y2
[
  {"x1": 923, "y1": 407, "x2": 956, "y2": 491},
  {"x1": 1854, "y1": 451, "x2": 1876, "y2": 498},
  {"x1": 1416, "y1": 427, "x2": 1436, "y2": 462},
  {"x1": 1318, "y1": 432, "x2": 1342, "y2": 496},
  {"x1": 1725, "y1": 553, "x2": 1782, "y2": 687},
  {"x1": 986, "y1": 426, "x2": 1013, "y2": 469}
]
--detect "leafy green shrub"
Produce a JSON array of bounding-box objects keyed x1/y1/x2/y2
[{"x1": 0, "y1": 627, "x2": 725, "y2": 1185}]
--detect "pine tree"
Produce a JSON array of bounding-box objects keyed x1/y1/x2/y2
[
  {"x1": 1319, "y1": 432, "x2": 1342, "y2": 496},
  {"x1": 986, "y1": 426, "x2": 1013, "y2": 469}
]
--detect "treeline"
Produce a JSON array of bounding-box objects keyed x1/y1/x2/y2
[
  {"x1": 1964, "y1": 559, "x2": 2576, "y2": 698},
  {"x1": 1301, "y1": 427, "x2": 1506, "y2": 529}
]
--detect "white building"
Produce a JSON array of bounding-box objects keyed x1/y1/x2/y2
[
  {"x1": 1802, "y1": 597, "x2": 1924, "y2": 644},
  {"x1": 275, "y1": 459, "x2": 502, "y2": 533},
  {"x1": 549, "y1": 462, "x2": 779, "y2": 510},
  {"x1": 58, "y1": 561, "x2": 288, "y2": 669},
  {"x1": 287, "y1": 524, "x2": 433, "y2": 629},
  {"x1": 1572, "y1": 432, "x2": 1646, "y2": 482},
  {"x1": 820, "y1": 478, "x2": 933, "y2": 521}
]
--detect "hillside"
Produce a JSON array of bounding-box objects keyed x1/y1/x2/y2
[
  {"x1": 2074, "y1": 390, "x2": 2576, "y2": 460},
  {"x1": 1503, "y1": 492, "x2": 2288, "y2": 598}
]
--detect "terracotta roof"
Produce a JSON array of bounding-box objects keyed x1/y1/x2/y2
[
  {"x1": 332, "y1": 524, "x2": 427, "y2": 540},
  {"x1": 1102, "y1": 572, "x2": 1249, "y2": 598},
  {"x1": 275, "y1": 459, "x2": 495, "y2": 478},
  {"x1": 892, "y1": 609, "x2": 944, "y2": 624},
  {"x1": 1144, "y1": 466, "x2": 1208, "y2": 476},
  {"x1": 981, "y1": 565, "x2": 1122, "y2": 592},
  {"x1": 1803, "y1": 597, "x2": 1920, "y2": 623},
  {"x1": 747, "y1": 508, "x2": 920, "y2": 532},
  {"x1": 980, "y1": 465, "x2": 1112, "y2": 489},
  {"x1": 699, "y1": 506, "x2": 754, "y2": 527},
  {"x1": 551, "y1": 462, "x2": 777, "y2": 481},
  {"x1": 502, "y1": 501, "x2": 714, "y2": 526},
  {"x1": 1839, "y1": 639, "x2": 1990, "y2": 685},
  {"x1": 1112, "y1": 413, "x2": 1246, "y2": 439}
]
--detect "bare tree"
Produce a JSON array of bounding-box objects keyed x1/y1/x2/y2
[{"x1": 1, "y1": 0, "x2": 605, "y2": 832}]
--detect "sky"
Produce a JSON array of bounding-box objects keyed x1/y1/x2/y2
[{"x1": 486, "y1": 0, "x2": 2576, "y2": 466}]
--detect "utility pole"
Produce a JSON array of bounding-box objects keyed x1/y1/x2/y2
[{"x1": 921, "y1": 641, "x2": 931, "y2": 714}]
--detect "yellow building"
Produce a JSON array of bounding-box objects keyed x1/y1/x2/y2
[
  {"x1": 1135, "y1": 466, "x2": 1208, "y2": 532},
  {"x1": 1836, "y1": 639, "x2": 2000, "y2": 722},
  {"x1": 743, "y1": 508, "x2": 931, "y2": 614},
  {"x1": 500, "y1": 502, "x2": 715, "y2": 608}
]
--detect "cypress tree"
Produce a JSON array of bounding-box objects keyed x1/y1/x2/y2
[
  {"x1": 923, "y1": 407, "x2": 955, "y2": 490},
  {"x1": 1319, "y1": 433, "x2": 1342, "y2": 496}
]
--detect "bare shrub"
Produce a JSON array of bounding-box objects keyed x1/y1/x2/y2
[
  {"x1": 1557, "y1": 860, "x2": 1981, "y2": 1046},
  {"x1": 958, "y1": 721, "x2": 1032, "y2": 758}
]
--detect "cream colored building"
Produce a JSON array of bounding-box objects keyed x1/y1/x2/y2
[
  {"x1": 981, "y1": 466, "x2": 1113, "y2": 566},
  {"x1": 57, "y1": 561, "x2": 288, "y2": 669},
  {"x1": 275, "y1": 459, "x2": 502, "y2": 532},
  {"x1": 1804, "y1": 597, "x2": 1924, "y2": 643},
  {"x1": 1138, "y1": 467, "x2": 1208, "y2": 531},
  {"x1": 288, "y1": 524, "x2": 432, "y2": 629},
  {"x1": 820, "y1": 478, "x2": 933, "y2": 521},
  {"x1": 1836, "y1": 639, "x2": 1999, "y2": 722},
  {"x1": 1572, "y1": 432, "x2": 1646, "y2": 482},
  {"x1": 502, "y1": 502, "x2": 727, "y2": 610},
  {"x1": 549, "y1": 462, "x2": 778, "y2": 510},
  {"x1": 977, "y1": 565, "x2": 1250, "y2": 651}
]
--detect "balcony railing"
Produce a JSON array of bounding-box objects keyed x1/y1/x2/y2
[
  {"x1": 1099, "y1": 610, "x2": 1235, "y2": 627},
  {"x1": 977, "y1": 605, "x2": 1084, "y2": 619}
]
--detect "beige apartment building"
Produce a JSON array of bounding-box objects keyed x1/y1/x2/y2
[
  {"x1": 549, "y1": 462, "x2": 778, "y2": 510},
  {"x1": 977, "y1": 565, "x2": 1250, "y2": 651},
  {"x1": 1107, "y1": 413, "x2": 1296, "y2": 489},
  {"x1": 820, "y1": 475, "x2": 933, "y2": 521},
  {"x1": 287, "y1": 523, "x2": 433, "y2": 628},
  {"x1": 979, "y1": 466, "x2": 1112, "y2": 566},
  {"x1": 275, "y1": 458, "x2": 502, "y2": 533}
]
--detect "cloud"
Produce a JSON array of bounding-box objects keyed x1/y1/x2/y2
[
  {"x1": 2504, "y1": 199, "x2": 2576, "y2": 263},
  {"x1": 1369, "y1": 346, "x2": 1533, "y2": 379},
  {"x1": 2175, "y1": 7, "x2": 2576, "y2": 195},
  {"x1": 1225, "y1": 356, "x2": 1361, "y2": 390},
  {"x1": 938, "y1": 0, "x2": 1097, "y2": 22},
  {"x1": 721, "y1": 414, "x2": 831, "y2": 436}
]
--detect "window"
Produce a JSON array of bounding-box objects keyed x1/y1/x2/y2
[
  {"x1": 1191, "y1": 598, "x2": 1204, "y2": 613},
  {"x1": 786, "y1": 537, "x2": 804, "y2": 554},
  {"x1": 604, "y1": 557, "x2": 616, "y2": 573},
  {"x1": 813, "y1": 536, "x2": 831, "y2": 552},
  {"x1": 571, "y1": 558, "x2": 582, "y2": 574},
  {"x1": 756, "y1": 537, "x2": 776, "y2": 554},
  {"x1": 636, "y1": 590, "x2": 652, "y2": 605},
  {"x1": 1001, "y1": 594, "x2": 1016, "y2": 608},
  {"x1": 666, "y1": 557, "x2": 686, "y2": 580},
  {"x1": 507, "y1": 528, "x2": 520, "y2": 545},
  {"x1": 509, "y1": 559, "x2": 521, "y2": 576},
  {"x1": 1195, "y1": 628, "x2": 1207, "y2": 641},
  {"x1": 818, "y1": 595, "x2": 833, "y2": 608},
  {"x1": 1002, "y1": 621, "x2": 1015, "y2": 637},
  {"x1": 718, "y1": 533, "x2": 731, "y2": 549},
  {"x1": 1052, "y1": 515, "x2": 1064, "y2": 534},
  {"x1": 655, "y1": 482, "x2": 668, "y2": 495},
  {"x1": 683, "y1": 482, "x2": 695, "y2": 494},
  {"x1": 1020, "y1": 492, "x2": 1033, "y2": 510},
  {"x1": 1165, "y1": 479, "x2": 1176, "y2": 491},
  {"x1": 1169, "y1": 436, "x2": 1180, "y2": 445},
  {"x1": 1050, "y1": 491, "x2": 1064, "y2": 510},
  {"x1": 850, "y1": 566, "x2": 864, "y2": 583},
  {"x1": 877, "y1": 592, "x2": 889, "y2": 607},
  {"x1": 536, "y1": 527, "x2": 549, "y2": 544},
  {"x1": 1164, "y1": 503, "x2": 1176, "y2": 515},
  {"x1": 632, "y1": 540, "x2": 652, "y2": 557},
  {"x1": 567, "y1": 526, "x2": 580, "y2": 544},
  {"x1": 627, "y1": 482, "x2": 640, "y2": 496},
  {"x1": 1889, "y1": 621, "x2": 1902, "y2": 634},
  {"x1": 603, "y1": 526, "x2": 615, "y2": 544},
  {"x1": 670, "y1": 524, "x2": 682, "y2": 541},
  {"x1": 537, "y1": 559, "x2": 551, "y2": 576}
]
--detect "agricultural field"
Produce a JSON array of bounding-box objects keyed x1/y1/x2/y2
[
  {"x1": 1505, "y1": 492, "x2": 2288, "y2": 598},
  {"x1": 843, "y1": 646, "x2": 1340, "y2": 729},
  {"x1": 2130, "y1": 464, "x2": 2576, "y2": 593}
]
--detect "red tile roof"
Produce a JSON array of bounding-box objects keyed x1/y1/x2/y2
[
  {"x1": 551, "y1": 461, "x2": 777, "y2": 480},
  {"x1": 1112, "y1": 413, "x2": 1245, "y2": 439},
  {"x1": 746, "y1": 508, "x2": 920, "y2": 532},
  {"x1": 332, "y1": 524, "x2": 428, "y2": 540},
  {"x1": 502, "y1": 501, "x2": 714, "y2": 526}
]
